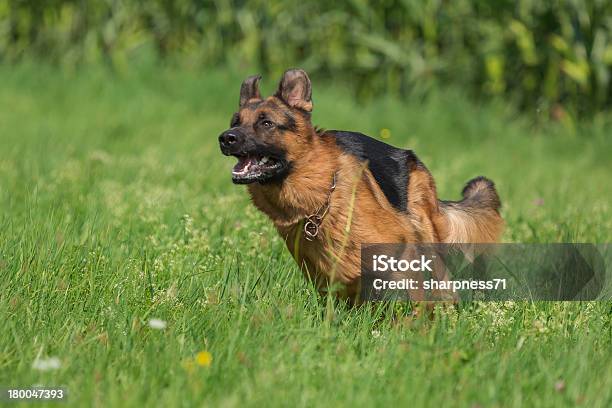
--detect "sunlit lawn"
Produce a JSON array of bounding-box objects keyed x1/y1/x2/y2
[{"x1": 0, "y1": 63, "x2": 610, "y2": 407}]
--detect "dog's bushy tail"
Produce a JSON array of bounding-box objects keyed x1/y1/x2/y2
[{"x1": 438, "y1": 176, "x2": 504, "y2": 243}]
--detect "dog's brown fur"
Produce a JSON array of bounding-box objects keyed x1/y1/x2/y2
[{"x1": 222, "y1": 69, "x2": 504, "y2": 301}]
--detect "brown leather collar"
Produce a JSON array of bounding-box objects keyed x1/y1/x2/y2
[{"x1": 303, "y1": 172, "x2": 337, "y2": 241}]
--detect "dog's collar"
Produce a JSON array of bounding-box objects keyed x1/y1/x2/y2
[{"x1": 303, "y1": 172, "x2": 337, "y2": 241}]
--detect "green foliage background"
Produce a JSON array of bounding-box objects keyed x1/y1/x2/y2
[{"x1": 2, "y1": 0, "x2": 612, "y2": 117}]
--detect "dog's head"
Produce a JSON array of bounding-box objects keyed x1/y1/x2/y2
[{"x1": 219, "y1": 69, "x2": 315, "y2": 184}]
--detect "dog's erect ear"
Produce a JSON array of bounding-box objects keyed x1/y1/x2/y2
[
  {"x1": 239, "y1": 75, "x2": 262, "y2": 107},
  {"x1": 275, "y1": 69, "x2": 312, "y2": 112}
]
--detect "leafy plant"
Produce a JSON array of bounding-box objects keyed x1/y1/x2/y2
[{"x1": 1, "y1": 0, "x2": 611, "y2": 117}]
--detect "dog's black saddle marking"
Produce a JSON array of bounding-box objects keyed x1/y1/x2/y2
[{"x1": 329, "y1": 131, "x2": 415, "y2": 212}]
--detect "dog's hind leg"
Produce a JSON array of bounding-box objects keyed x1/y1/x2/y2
[{"x1": 406, "y1": 162, "x2": 445, "y2": 242}]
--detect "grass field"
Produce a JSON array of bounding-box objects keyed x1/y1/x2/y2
[{"x1": 0, "y1": 63, "x2": 611, "y2": 407}]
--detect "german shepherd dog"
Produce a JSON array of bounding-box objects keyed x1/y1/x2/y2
[{"x1": 219, "y1": 69, "x2": 503, "y2": 301}]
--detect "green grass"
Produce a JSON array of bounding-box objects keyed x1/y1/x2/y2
[{"x1": 0, "y1": 63, "x2": 610, "y2": 407}]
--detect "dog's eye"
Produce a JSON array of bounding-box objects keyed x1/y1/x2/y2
[{"x1": 261, "y1": 120, "x2": 274, "y2": 128}]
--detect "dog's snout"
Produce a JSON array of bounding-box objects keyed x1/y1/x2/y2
[
  {"x1": 220, "y1": 132, "x2": 238, "y2": 146},
  {"x1": 219, "y1": 129, "x2": 245, "y2": 153}
]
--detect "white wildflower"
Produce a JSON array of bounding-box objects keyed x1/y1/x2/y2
[
  {"x1": 32, "y1": 357, "x2": 61, "y2": 371},
  {"x1": 148, "y1": 318, "x2": 167, "y2": 330}
]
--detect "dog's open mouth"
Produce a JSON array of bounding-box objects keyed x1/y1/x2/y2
[{"x1": 232, "y1": 154, "x2": 288, "y2": 184}]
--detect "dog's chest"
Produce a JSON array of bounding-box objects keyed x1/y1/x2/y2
[{"x1": 276, "y1": 221, "x2": 362, "y2": 288}]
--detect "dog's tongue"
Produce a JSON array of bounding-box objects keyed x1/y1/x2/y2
[{"x1": 233, "y1": 156, "x2": 256, "y2": 174}]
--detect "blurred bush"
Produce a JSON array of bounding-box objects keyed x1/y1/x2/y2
[{"x1": 1, "y1": 0, "x2": 611, "y2": 117}]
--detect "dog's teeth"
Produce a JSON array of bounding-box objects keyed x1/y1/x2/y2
[{"x1": 260, "y1": 156, "x2": 269, "y2": 164}]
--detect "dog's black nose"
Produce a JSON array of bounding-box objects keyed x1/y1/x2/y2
[{"x1": 219, "y1": 130, "x2": 244, "y2": 152}]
